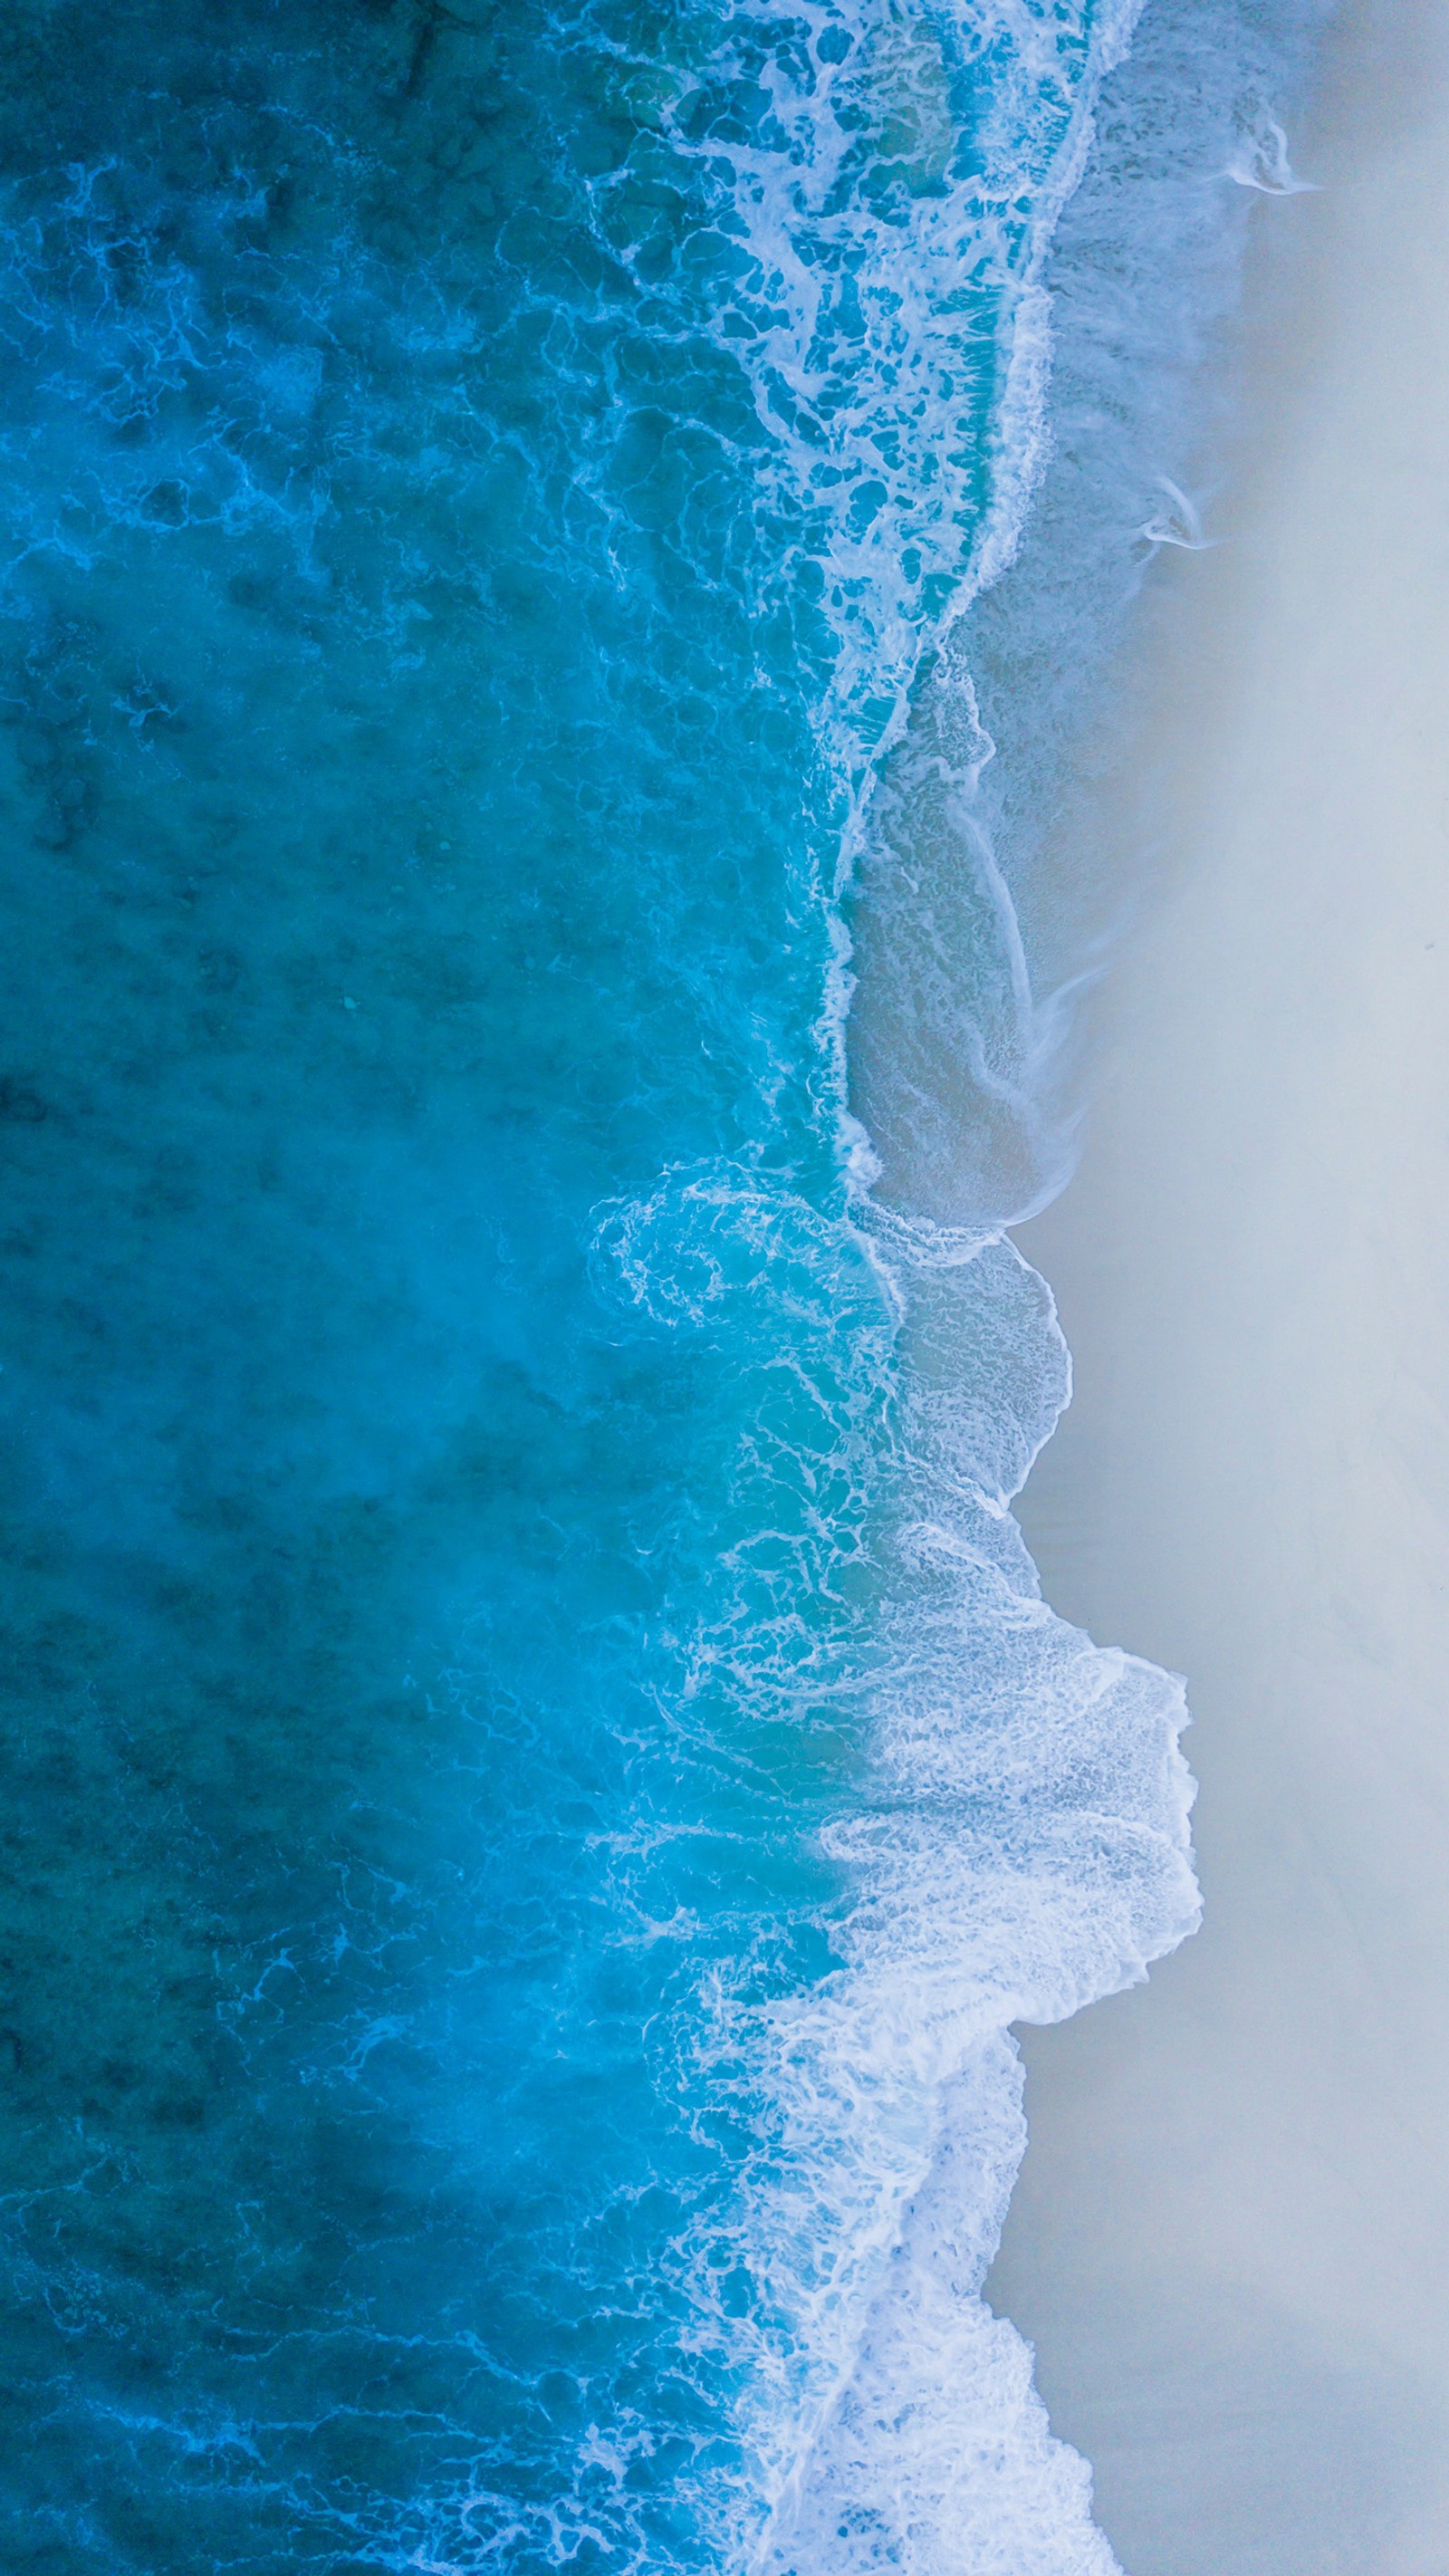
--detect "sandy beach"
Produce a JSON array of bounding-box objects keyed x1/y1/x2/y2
[{"x1": 985, "y1": 3, "x2": 1449, "y2": 2568}]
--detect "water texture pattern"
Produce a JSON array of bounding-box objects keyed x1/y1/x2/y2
[{"x1": 0, "y1": 1, "x2": 1316, "y2": 2567}]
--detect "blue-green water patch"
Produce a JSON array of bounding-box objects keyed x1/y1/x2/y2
[{"x1": 0, "y1": 0, "x2": 1318, "y2": 2565}]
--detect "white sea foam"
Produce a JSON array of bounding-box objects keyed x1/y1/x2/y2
[
  {"x1": 1225, "y1": 103, "x2": 1318, "y2": 192},
  {"x1": 592, "y1": 0, "x2": 1326, "y2": 2562},
  {"x1": 638, "y1": 0, "x2": 1164, "y2": 1247},
  {"x1": 658, "y1": 0, "x2": 1147, "y2": 779},
  {"x1": 596, "y1": 1168, "x2": 1195, "y2": 2570},
  {"x1": 1138, "y1": 474, "x2": 1216, "y2": 552}
]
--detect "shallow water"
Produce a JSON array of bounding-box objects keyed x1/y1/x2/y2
[{"x1": 0, "y1": 1, "x2": 1318, "y2": 2565}]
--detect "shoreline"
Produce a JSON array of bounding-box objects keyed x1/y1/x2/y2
[{"x1": 985, "y1": 3, "x2": 1449, "y2": 2568}]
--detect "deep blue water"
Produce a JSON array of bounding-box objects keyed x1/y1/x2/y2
[{"x1": 0, "y1": 1, "x2": 1319, "y2": 2567}]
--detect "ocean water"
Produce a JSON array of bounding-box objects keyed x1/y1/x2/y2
[{"x1": 0, "y1": 2, "x2": 1319, "y2": 2569}]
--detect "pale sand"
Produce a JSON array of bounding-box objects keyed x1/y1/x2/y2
[{"x1": 984, "y1": 5, "x2": 1449, "y2": 2570}]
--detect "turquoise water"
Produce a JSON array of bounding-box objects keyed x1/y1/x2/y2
[{"x1": 0, "y1": 2, "x2": 1317, "y2": 2567}]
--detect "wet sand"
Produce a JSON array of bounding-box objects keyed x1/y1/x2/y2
[{"x1": 986, "y1": 3, "x2": 1449, "y2": 2568}]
